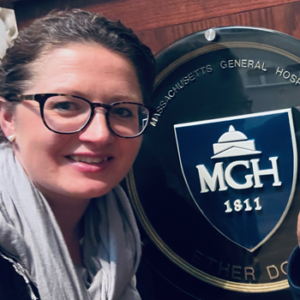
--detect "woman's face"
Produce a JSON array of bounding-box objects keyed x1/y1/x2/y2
[{"x1": 3, "y1": 44, "x2": 143, "y2": 203}]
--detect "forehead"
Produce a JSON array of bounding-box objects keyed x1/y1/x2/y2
[{"x1": 27, "y1": 43, "x2": 142, "y2": 102}]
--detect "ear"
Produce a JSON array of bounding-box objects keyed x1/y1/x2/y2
[{"x1": 0, "y1": 97, "x2": 15, "y2": 138}]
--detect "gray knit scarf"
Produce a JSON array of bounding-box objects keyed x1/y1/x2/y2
[{"x1": 0, "y1": 144, "x2": 141, "y2": 300}]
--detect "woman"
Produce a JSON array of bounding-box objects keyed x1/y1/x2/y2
[{"x1": 0, "y1": 9, "x2": 155, "y2": 300}]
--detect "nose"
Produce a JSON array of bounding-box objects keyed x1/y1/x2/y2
[{"x1": 78, "y1": 109, "x2": 115, "y2": 144}]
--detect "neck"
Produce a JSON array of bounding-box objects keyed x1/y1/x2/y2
[
  {"x1": 50, "y1": 199, "x2": 88, "y2": 234},
  {"x1": 46, "y1": 196, "x2": 91, "y2": 266}
]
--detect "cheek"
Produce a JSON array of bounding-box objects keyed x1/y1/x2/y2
[
  {"x1": 13, "y1": 111, "x2": 70, "y2": 170},
  {"x1": 13, "y1": 105, "x2": 44, "y2": 142},
  {"x1": 13, "y1": 104, "x2": 67, "y2": 147},
  {"x1": 15, "y1": 135, "x2": 66, "y2": 173}
]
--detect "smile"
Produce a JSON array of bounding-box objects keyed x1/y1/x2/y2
[{"x1": 68, "y1": 155, "x2": 110, "y2": 164}]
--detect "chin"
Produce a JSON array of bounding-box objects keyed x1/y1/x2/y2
[
  {"x1": 37, "y1": 181, "x2": 116, "y2": 203},
  {"x1": 69, "y1": 184, "x2": 116, "y2": 200}
]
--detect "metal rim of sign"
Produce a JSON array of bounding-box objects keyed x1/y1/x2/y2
[{"x1": 127, "y1": 30, "x2": 300, "y2": 293}]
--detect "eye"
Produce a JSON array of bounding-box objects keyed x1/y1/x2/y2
[
  {"x1": 52, "y1": 101, "x2": 81, "y2": 111},
  {"x1": 44, "y1": 96, "x2": 88, "y2": 114},
  {"x1": 111, "y1": 106, "x2": 133, "y2": 118}
]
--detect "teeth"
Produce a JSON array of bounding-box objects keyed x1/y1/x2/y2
[{"x1": 70, "y1": 155, "x2": 108, "y2": 164}]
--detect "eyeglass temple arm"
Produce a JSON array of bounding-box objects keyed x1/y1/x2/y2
[{"x1": 18, "y1": 95, "x2": 43, "y2": 101}]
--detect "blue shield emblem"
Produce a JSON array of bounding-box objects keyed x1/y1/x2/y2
[{"x1": 174, "y1": 109, "x2": 297, "y2": 251}]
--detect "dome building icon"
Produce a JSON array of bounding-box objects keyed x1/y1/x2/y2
[{"x1": 211, "y1": 125, "x2": 261, "y2": 159}]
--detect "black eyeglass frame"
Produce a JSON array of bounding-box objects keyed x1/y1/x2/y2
[{"x1": 13, "y1": 93, "x2": 155, "y2": 138}]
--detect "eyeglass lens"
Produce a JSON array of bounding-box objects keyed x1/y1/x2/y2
[{"x1": 43, "y1": 95, "x2": 149, "y2": 137}]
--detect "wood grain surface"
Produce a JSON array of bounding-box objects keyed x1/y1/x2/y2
[
  {"x1": 136, "y1": 1, "x2": 300, "y2": 54},
  {"x1": 12, "y1": 0, "x2": 300, "y2": 54},
  {"x1": 13, "y1": 0, "x2": 300, "y2": 32},
  {"x1": 83, "y1": 0, "x2": 300, "y2": 32}
]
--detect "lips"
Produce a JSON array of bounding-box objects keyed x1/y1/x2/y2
[
  {"x1": 66, "y1": 154, "x2": 113, "y2": 165},
  {"x1": 69, "y1": 155, "x2": 109, "y2": 164},
  {"x1": 65, "y1": 153, "x2": 112, "y2": 173}
]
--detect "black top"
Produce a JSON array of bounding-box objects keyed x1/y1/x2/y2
[{"x1": 0, "y1": 253, "x2": 39, "y2": 300}]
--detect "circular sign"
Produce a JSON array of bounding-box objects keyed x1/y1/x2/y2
[{"x1": 127, "y1": 27, "x2": 300, "y2": 299}]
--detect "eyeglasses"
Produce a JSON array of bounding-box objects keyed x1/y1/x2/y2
[{"x1": 14, "y1": 93, "x2": 155, "y2": 138}]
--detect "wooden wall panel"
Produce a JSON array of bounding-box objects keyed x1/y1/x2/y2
[
  {"x1": 13, "y1": 0, "x2": 300, "y2": 32},
  {"x1": 47, "y1": 0, "x2": 300, "y2": 32},
  {"x1": 10, "y1": 0, "x2": 300, "y2": 55},
  {"x1": 136, "y1": 1, "x2": 300, "y2": 54}
]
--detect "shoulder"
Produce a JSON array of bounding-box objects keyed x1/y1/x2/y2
[
  {"x1": 288, "y1": 246, "x2": 300, "y2": 299},
  {"x1": 0, "y1": 252, "x2": 39, "y2": 300}
]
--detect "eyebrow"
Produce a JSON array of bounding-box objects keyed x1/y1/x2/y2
[
  {"x1": 109, "y1": 93, "x2": 142, "y2": 102},
  {"x1": 48, "y1": 90, "x2": 143, "y2": 103}
]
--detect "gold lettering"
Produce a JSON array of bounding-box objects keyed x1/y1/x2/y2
[
  {"x1": 234, "y1": 59, "x2": 241, "y2": 67},
  {"x1": 290, "y1": 74, "x2": 297, "y2": 83},
  {"x1": 220, "y1": 61, "x2": 227, "y2": 69},
  {"x1": 276, "y1": 67, "x2": 284, "y2": 76},
  {"x1": 218, "y1": 262, "x2": 230, "y2": 277},
  {"x1": 183, "y1": 76, "x2": 190, "y2": 84},
  {"x1": 199, "y1": 66, "x2": 206, "y2": 74},
  {"x1": 177, "y1": 80, "x2": 184, "y2": 89},
  {"x1": 283, "y1": 71, "x2": 291, "y2": 79},
  {"x1": 281, "y1": 261, "x2": 287, "y2": 275},
  {"x1": 206, "y1": 256, "x2": 218, "y2": 270},
  {"x1": 193, "y1": 69, "x2": 200, "y2": 77},
  {"x1": 228, "y1": 60, "x2": 234, "y2": 68},
  {"x1": 266, "y1": 265, "x2": 279, "y2": 280},
  {"x1": 168, "y1": 90, "x2": 175, "y2": 97},
  {"x1": 254, "y1": 61, "x2": 261, "y2": 69},
  {"x1": 248, "y1": 60, "x2": 254, "y2": 68},
  {"x1": 193, "y1": 251, "x2": 218, "y2": 271},
  {"x1": 244, "y1": 267, "x2": 256, "y2": 281},
  {"x1": 232, "y1": 265, "x2": 242, "y2": 280},
  {"x1": 151, "y1": 116, "x2": 159, "y2": 124},
  {"x1": 193, "y1": 250, "x2": 204, "y2": 264},
  {"x1": 172, "y1": 84, "x2": 180, "y2": 93},
  {"x1": 206, "y1": 65, "x2": 213, "y2": 73},
  {"x1": 159, "y1": 101, "x2": 167, "y2": 108},
  {"x1": 188, "y1": 73, "x2": 196, "y2": 81}
]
